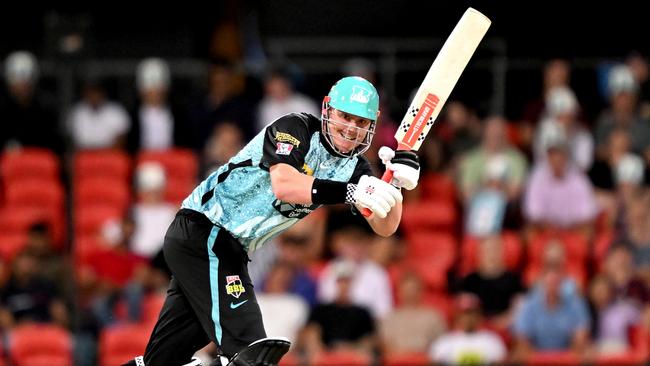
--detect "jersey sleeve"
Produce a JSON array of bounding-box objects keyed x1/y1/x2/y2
[
  {"x1": 348, "y1": 156, "x2": 375, "y2": 184},
  {"x1": 260, "y1": 114, "x2": 312, "y2": 170}
]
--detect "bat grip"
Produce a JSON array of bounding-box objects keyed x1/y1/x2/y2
[{"x1": 360, "y1": 169, "x2": 394, "y2": 218}]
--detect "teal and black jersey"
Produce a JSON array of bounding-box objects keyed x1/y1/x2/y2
[{"x1": 182, "y1": 113, "x2": 373, "y2": 251}]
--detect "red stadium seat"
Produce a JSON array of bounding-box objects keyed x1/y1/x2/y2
[
  {"x1": 384, "y1": 352, "x2": 430, "y2": 366},
  {"x1": 163, "y1": 178, "x2": 195, "y2": 205},
  {"x1": 4, "y1": 180, "x2": 65, "y2": 211},
  {"x1": 418, "y1": 173, "x2": 457, "y2": 203},
  {"x1": 0, "y1": 206, "x2": 65, "y2": 248},
  {"x1": 136, "y1": 148, "x2": 198, "y2": 183},
  {"x1": 9, "y1": 324, "x2": 72, "y2": 366},
  {"x1": 593, "y1": 230, "x2": 615, "y2": 271},
  {"x1": 278, "y1": 352, "x2": 300, "y2": 366},
  {"x1": 73, "y1": 235, "x2": 106, "y2": 265},
  {"x1": 99, "y1": 324, "x2": 151, "y2": 366},
  {"x1": 406, "y1": 231, "x2": 456, "y2": 269},
  {"x1": 141, "y1": 293, "x2": 166, "y2": 325},
  {"x1": 527, "y1": 351, "x2": 579, "y2": 366},
  {"x1": 74, "y1": 149, "x2": 132, "y2": 183},
  {"x1": 400, "y1": 200, "x2": 458, "y2": 233},
  {"x1": 459, "y1": 231, "x2": 523, "y2": 276},
  {"x1": 312, "y1": 351, "x2": 371, "y2": 366},
  {"x1": 74, "y1": 205, "x2": 123, "y2": 237},
  {"x1": 0, "y1": 232, "x2": 28, "y2": 262},
  {"x1": 528, "y1": 229, "x2": 589, "y2": 267},
  {"x1": 1, "y1": 148, "x2": 60, "y2": 184},
  {"x1": 75, "y1": 178, "x2": 131, "y2": 212}
]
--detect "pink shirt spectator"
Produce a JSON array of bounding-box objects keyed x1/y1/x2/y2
[{"x1": 524, "y1": 163, "x2": 598, "y2": 227}]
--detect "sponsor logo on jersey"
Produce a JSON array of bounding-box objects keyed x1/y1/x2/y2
[
  {"x1": 226, "y1": 275, "x2": 245, "y2": 298},
  {"x1": 275, "y1": 132, "x2": 301, "y2": 147},
  {"x1": 350, "y1": 86, "x2": 372, "y2": 104},
  {"x1": 302, "y1": 163, "x2": 314, "y2": 176},
  {"x1": 276, "y1": 142, "x2": 294, "y2": 155},
  {"x1": 272, "y1": 199, "x2": 318, "y2": 219}
]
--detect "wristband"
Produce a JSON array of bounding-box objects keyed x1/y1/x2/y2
[{"x1": 311, "y1": 178, "x2": 350, "y2": 205}]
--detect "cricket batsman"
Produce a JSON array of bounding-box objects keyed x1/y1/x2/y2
[{"x1": 123, "y1": 76, "x2": 420, "y2": 366}]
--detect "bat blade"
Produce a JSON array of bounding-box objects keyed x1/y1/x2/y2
[{"x1": 394, "y1": 7, "x2": 491, "y2": 151}]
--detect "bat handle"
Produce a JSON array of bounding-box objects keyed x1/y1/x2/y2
[{"x1": 360, "y1": 169, "x2": 394, "y2": 218}]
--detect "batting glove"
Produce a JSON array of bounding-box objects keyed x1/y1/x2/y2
[
  {"x1": 346, "y1": 175, "x2": 403, "y2": 218},
  {"x1": 378, "y1": 146, "x2": 420, "y2": 190}
]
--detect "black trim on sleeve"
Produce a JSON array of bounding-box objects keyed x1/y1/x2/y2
[
  {"x1": 201, "y1": 159, "x2": 253, "y2": 205},
  {"x1": 260, "y1": 113, "x2": 316, "y2": 170}
]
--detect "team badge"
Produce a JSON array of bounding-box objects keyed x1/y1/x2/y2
[
  {"x1": 226, "y1": 275, "x2": 245, "y2": 298},
  {"x1": 276, "y1": 142, "x2": 294, "y2": 155}
]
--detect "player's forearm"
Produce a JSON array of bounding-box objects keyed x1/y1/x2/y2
[
  {"x1": 270, "y1": 163, "x2": 315, "y2": 204},
  {"x1": 367, "y1": 201, "x2": 402, "y2": 237}
]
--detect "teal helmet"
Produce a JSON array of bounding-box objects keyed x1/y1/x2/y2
[{"x1": 321, "y1": 76, "x2": 380, "y2": 157}]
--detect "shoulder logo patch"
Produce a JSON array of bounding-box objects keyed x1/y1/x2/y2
[{"x1": 275, "y1": 132, "x2": 301, "y2": 147}]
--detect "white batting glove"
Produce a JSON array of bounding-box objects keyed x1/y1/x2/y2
[
  {"x1": 347, "y1": 175, "x2": 403, "y2": 218},
  {"x1": 378, "y1": 146, "x2": 420, "y2": 190}
]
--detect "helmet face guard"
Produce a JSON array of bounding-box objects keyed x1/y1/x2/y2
[
  {"x1": 320, "y1": 76, "x2": 380, "y2": 158},
  {"x1": 321, "y1": 96, "x2": 376, "y2": 158}
]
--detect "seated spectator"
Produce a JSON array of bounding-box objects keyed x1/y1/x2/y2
[
  {"x1": 127, "y1": 58, "x2": 192, "y2": 153},
  {"x1": 131, "y1": 162, "x2": 177, "y2": 259},
  {"x1": 22, "y1": 222, "x2": 72, "y2": 299},
  {"x1": 0, "y1": 50, "x2": 62, "y2": 153},
  {"x1": 436, "y1": 100, "x2": 481, "y2": 161},
  {"x1": 255, "y1": 65, "x2": 319, "y2": 132},
  {"x1": 202, "y1": 121, "x2": 244, "y2": 177},
  {"x1": 79, "y1": 216, "x2": 150, "y2": 327},
  {"x1": 0, "y1": 251, "x2": 69, "y2": 330},
  {"x1": 380, "y1": 271, "x2": 446, "y2": 355},
  {"x1": 318, "y1": 225, "x2": 393, "y2": 319},
  {"x1": 587, "y1": 274, "x2": 640, "y2": 354},
  {"x1": 459, "y1": 236, "x2": 525, "y2": 328},
  {"x1": 458, "y1": 115, "x2": 527, "y2": 205},
  {"x1": 257, "y1": 261, "x2": 309, "y2": 344},
  {"x1": 533, "y1": 86, "x2": 594, "y2": 170},
  {"x1": 594, "y1": 65, "x2": 650, "y2": 161},
  {"x1": 300, "y1": 260, "x2": 376, "y2": 359},
  {"x1": 523, "y1": 126, "x2": 598, "y2": 230},
  {"x1": 67, "y1": 77, "x2": 131, "y2": 150},
  {"x1": 602, "y1": 245, "x2": 650, "y2": 305},
  {"x1": 616, "y1": 195, "x2": 650, "y2": 269},
  {"x1": 429, "y1": 293, "x2": 506, "y2": 365},
  {"x1": 513, "y1": 261, "x2": 591, "y2": 355},
  {"x1": 464, "y1": 155, "x2": 510, "y2": 237}
]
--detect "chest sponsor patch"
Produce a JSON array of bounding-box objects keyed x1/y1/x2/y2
[
  {"x1": 275, "y1": 132, "x2": 301, "y2": 147},
  {"x1": 276, "y1": 142, "x2": 294, "y2": 155}
]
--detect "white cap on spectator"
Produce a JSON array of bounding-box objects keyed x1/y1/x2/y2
[
  {"x1": 546, "y1": 86, "x2": 578, "y2": 116},
  {"x1": 136, "y1": 58, "x2": 170, "y2": 91},
  {"x1": 136, "y1": 162, "x2": 167, "y2": 192},
  {"x1": 4, "y1": 51, "x2": 38, "y2": 84},
  {"x1": 615, "y1": 153, "x2": 644, "y2": 185},
  {"x1": 608, "y1": 64, "x2": 638, "y2": 96},
  {"x1": 485, "y1": 154, "x2": 509, "y2": 182},
  {"x1": 332, "y1": 259, "x2": 356, "y2": 280},
  {"x1": 540, "y1": 121, "x2": 568, "y2": 151}
]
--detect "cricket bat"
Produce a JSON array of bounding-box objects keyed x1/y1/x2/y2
[{"x1": 362, "y1": 7, "x2": 491, "y2": 217}]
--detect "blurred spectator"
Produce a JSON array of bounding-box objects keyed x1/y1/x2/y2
[
  {"x1": 127, "y1": 58, "x2": 192, "y2": 153},
  {"x1": 380, "y1": 271, "x2": 446, "y2": 355},
  {"x1": 602, "y1": 245, "x2": 650, "y2": 305},
  {"x1": 513, "y1": 262, "x2": 591, "y2": 354},
  {"x1": 523, "y1": 126, "x2": 598, "y2": 230},
  {"x1": 318, "y1": 226, "x2": 393, "y2": 318},
  {"x1": 626, "y1": 52, "x2": 650, "y2": 119},
  {"x1": 616, "y1": 197, "x2": 650, "y2": 270},
  {"x1": 22, "y1": 222, "x2": 72, "y2": 299},
  {"x1": 0, "y1": 251, "x2": 69, "y2": 330},
  {"x1": 429, "y1": 293, "x2": 506, "y2": 365},
  {"x1": 519, "y1": 59, "x2": 573, "y2": 157},
  {"x1": 458, "y1": 236, "x2": 525, "y2": 327},
  {"x1": 202, "y1": 121, "x2": 244, "y2": 177},
  {"x1": 190, "y1": 57, "x2": 256, "y2": 151},
  {"x1": 67, "y1": 77, "x2": 131, "y2": 150},
  {"x1": 594, "y1": 65, "x2": 650, "y2": 161},
  {"x1": 533, "y1": 86, "x2": 594, "y2": 170},
  {"x1": 587, "y1": 274, "x2": 640, "y2": 354},
  {"x1": 435, "y1": 100, "x2": 481, "y2": 160},
  {"x1": 131, "y1": 162, "x2": 176, "y2": 259},
  {"x1": 300, "y1": 260, "x2": 376, "y2": 358},
  {"x1": 257, "y1": 261, "x2": 309, "y2": 344},
  {"x1": 0, "y1": 50, "x2": 62, "y2": 153},
  {"x1": 588, "y1": 127, "x2": 643, "y2": 191},
  {"x1": 80, "y1": 216, "x2": 150, "y2": 327},
  {"x1": 458, "y1": 116, "x2": 527, "y2": 204},
  {"x1": 255, "y1": 65, "x2": 319, "y2": 132},
  {"x1": 464, "y1": 155, "x2": 510, "y2": 236}
]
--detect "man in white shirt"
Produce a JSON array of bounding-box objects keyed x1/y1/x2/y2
[{"x1": 429, "y1": 293, "x2": 506, "y2": 365}]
